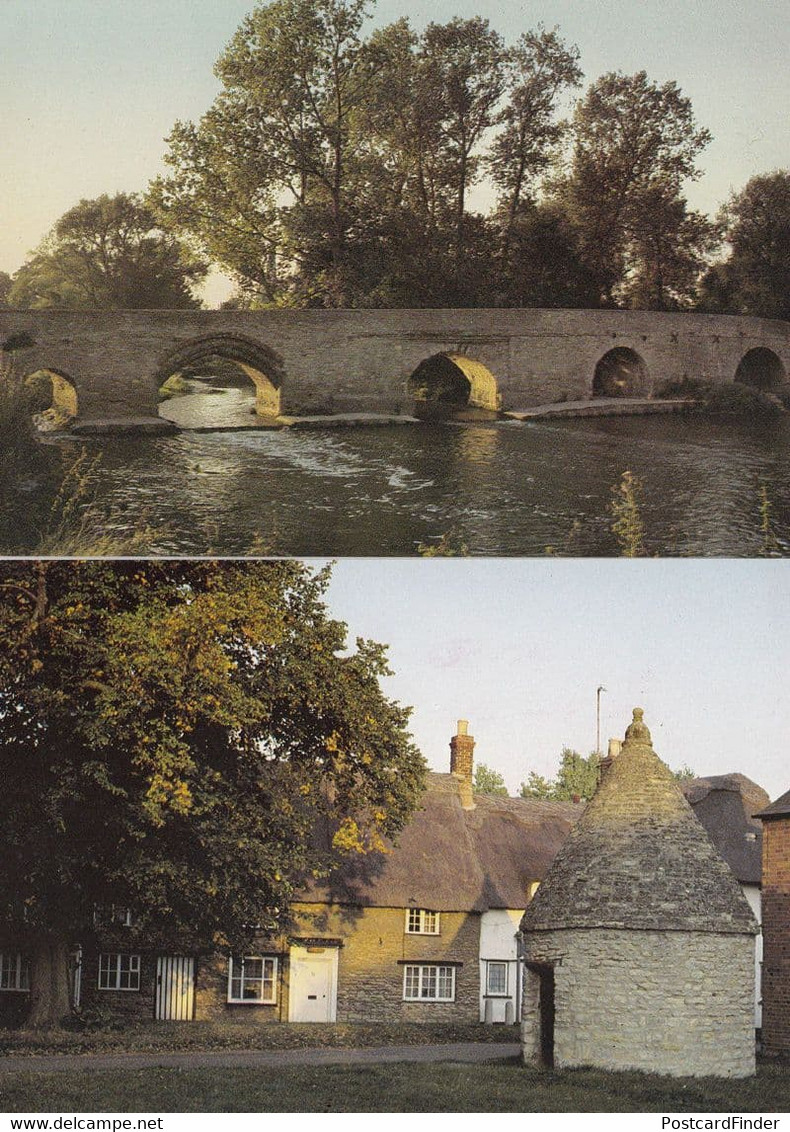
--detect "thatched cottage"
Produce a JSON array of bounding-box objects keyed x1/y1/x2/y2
[
  {"x1": 519, "y1": 709, "x2": 758, "y2": 1078},
  {"x1": 0, "y1": 718, "x2": 769, "y2": 1035}
]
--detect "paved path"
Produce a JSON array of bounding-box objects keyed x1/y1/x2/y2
[{"x1": 0, "y1": 1042, "x2": 521, "y2": 1075}]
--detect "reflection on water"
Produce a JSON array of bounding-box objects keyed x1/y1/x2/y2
[{"x1": 29, "y1": 411, "x2": 787, "y2": 557}]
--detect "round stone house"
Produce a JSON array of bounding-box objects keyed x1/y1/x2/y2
[{"x1": 519, "y1": 709, "x2": 758, "y2": 1078}]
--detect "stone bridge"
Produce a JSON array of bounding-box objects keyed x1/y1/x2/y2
[{"x1": 1, "y1": 307, "x2": 788, "y2": 431}]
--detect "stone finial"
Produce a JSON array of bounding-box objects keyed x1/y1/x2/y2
[{"x1": 624, "y1": 707, "x2": 652, "y2": 745}]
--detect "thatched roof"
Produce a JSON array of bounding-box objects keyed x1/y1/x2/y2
[
  {"x1": 756, "y1": 786, "x2": 790, "y2": 820},
  {"x1": 521, "y1": 710, "x2": 758, "y2": 935},
  {"x1": 299, "y1": 773, "x2": 583, "y2": 913},
  {"x1": 681, "y1": 773, "x2": 768, "y2": 884}
]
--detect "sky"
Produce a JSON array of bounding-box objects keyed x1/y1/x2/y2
[
  {"x1": 315, "y1": 558, "x2": 790, "y2": 802},
  {"x1": 3, "y1": 0, "x2": 790, "y2": 301}
]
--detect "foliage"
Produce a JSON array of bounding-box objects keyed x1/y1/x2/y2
[
  {"x1": 758, "y1": 484, "x2": 782, "y2": 558},
  {"x1": 555, "y1": 71, "x2": 713, "y2": 307},
  {"x1": 0, "y1": 271, "x2": 12, "y2": 308},
  {"x1": 611, "y1": 469, "x2": 646, "y2": 557},
  {"x1": 472, "y1": 763, "x2": 509, "y2": 796},
  {"x1": 0, "y1": 561, "x2": 424, "y2": 1023},
  {"x1": 700, "y1": 170, "x2": 790, "y2": 320},
  {"x1": 8, "y1": 193, "x2": 206, "y2": 309},
  {"x1": 520, "y1": 747, "x2": 600, "y2": 801},
  {"x1": 655, "y1": 377, "x2": 786, "y2": 417},
  {"x1": 150, "y1": 2, "x2": 586, "y2": 308}
]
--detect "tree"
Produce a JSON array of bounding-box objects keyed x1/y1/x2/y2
[
  {"x1": 0, "y1": 271, "x2": 12, "y2": 308},
  {"x1": 699, "y1": 171, "x2": 790, "y2": 320},
  {"x1": 150, "y1": 0, "x2": 376, "y2": 307},
  {"x1": 520, "y1": 747, "x2": 600, "y2": 801},
  {"x1": 473, "y1": 763, "x2": 509, "y2": 796},
  {"x1": 556, "y1": 71, "x2": 712, "y2": 305},
  {"x1": 418, "y1": 17, "x2": 505, "y2": 270},
  {"x1": 9, "y1": 194, "x2": 206, "y2": 309},
  {"x1": 488, "y1": 27, "x2": 582, "y2": 256},
  {"x1": 0, "y1": 561, "x2": 424, "y2": 1026}
]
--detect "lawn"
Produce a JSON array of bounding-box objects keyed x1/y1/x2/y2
[
  {"x1": 0, "y1": 1020, "x2": 514, "y2": 1057},
  {"x1": 1, "y1": 1059, "x2": 789, "y2": 1113}
]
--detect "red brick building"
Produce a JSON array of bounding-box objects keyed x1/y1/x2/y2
[{"x1": 757, "y1": 787, "x2": 790, "y2": 1055}]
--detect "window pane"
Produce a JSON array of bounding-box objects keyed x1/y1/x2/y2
[
  {"x1": 423, "y1": 911, "x2": 437, "y2": 933},
  {"x1": 487, "y1": 962, "x2": 507, "y2": 995},
  {"x1": 438, "y1": 967, "x2": 454, "y2": 999},
  {"x1": 421, "y1": 967, "x2": 436, "y2": 998},
  {"x1": 404, "y1": 966, "x2": 419, "y2": 999},
  {"x1": 407, "y1": 909, "x2": 419, "y2": 933}
]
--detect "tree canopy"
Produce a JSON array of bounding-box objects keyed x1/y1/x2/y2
[
  {"x1": 472, "y1": 762, "x2": 509, "y2": 796},
  {"x1": 8, "y1": 193, "x2": 206, "y2": 309},
  {"x1": 149, "y1": 2, "x2": 583, "y2": 308},
  {"x1": 700, "y1": 171, "x2": 790, "y2": 320},
  {"x1": 521, "y1": 747, "x2": 601, "y2": 801},
  {"x1": 0, "y1": 560, "x2": 424, "y2": 1024}
]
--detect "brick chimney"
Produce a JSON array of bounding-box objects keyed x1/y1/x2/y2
[
  {"x1": 597, "y1": 737, "x2": 622, "y2": 781},
  {"x1": 450, "y1": 719, "x2": 475, "y2": 810}
]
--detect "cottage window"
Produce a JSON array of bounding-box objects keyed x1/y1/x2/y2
[
  {"x1": 98, "y1": 953, "x2": 140, "y2": 991},
  {"x1": 403, "y1": 964, "x2": 455, "y2": 1002},
  {"x1": 0, "y1": 953, "x2": 30, "y2": 992},
  {"x1": 227, "y1": 956, "x2": 277, "y2": 1004},
  {"x1": 405, "y1": 909, "x2": 440, "y2": 935},
  {"x1": 93, "y1": 905, "x2": 133, "y2": 929},
  {"x1": 486, "y1": 960, "x2": 508, "y2": 996}
]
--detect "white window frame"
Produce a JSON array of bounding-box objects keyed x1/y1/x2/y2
[
  {"x1": 227, "y1": 955, "x2": 278, "y2": 1004},
  {"x1": 98, "y1": 952, "x2": 140, "y2": 991},
  {"x1": 93, "y1": 905, "x2": 133, "y2": 929},
  {"x1": 0, "y1": 953, "x2": 30, "y2": 992},
  {"x1": 405, "y1": 908, "x2": 440, "y2": 935},
  {"x1": 486, "y1": 960, "x2": 509, "y2": 997},
  {"x1": 402, "y1": 964, "x2": 456, "y2": 1002}
]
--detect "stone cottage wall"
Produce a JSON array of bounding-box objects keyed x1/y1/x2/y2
[
  {"x1": 522, "y1": 928, "x2": 755, "y2": 1078},
  {"x1": 291, "y1": 903, "x2": 481, "y2": 1023},
  {"x1": 761, "y1": 818, "x2": 790, "y2": 1055}
]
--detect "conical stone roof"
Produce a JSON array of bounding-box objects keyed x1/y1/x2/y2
[{"x1": 521, "y1": 709, "x2": 758, "y2": 935}]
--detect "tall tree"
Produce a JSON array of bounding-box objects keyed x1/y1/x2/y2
[
  {"x1": 700, "y1": 170, "x2": 790, "y2": 320},
  {"x1": 418, "y1": 17, "x2": 505, "y2": 270},
  {"x1": 556, "y1": 71, "x2": 712, "y2": 305},
  {"x1": 9, "y1": 194, "x2": 206, "y2": 309},
  {"x1": 488, "y1": 27, "x2": 582, "y2": 256},
  {"x1": 0, "y1": 560, "x2": 424, "y2": 1026},
  {"x1": 150, "y1": 0, "x2": 376, "y2": 307}
]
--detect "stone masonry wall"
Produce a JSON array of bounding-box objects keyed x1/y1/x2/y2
[
  {"x1": 761, "y1": 819, "x2": 790, "y2": 1055},
  {"x1": 522, "y1": 928, "x2": 755, "y2": 1077},
  {"x1": 290, "y1": 903, "x2": 481, "y2": 1024},
  {"x1": 1, "y1": 308, "x2": 788, "y2": 423}
]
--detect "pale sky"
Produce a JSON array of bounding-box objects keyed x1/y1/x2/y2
[
  {"x1": 3, "y1": 0, "x2": 790, "y2": 299},
  {"x1": 317, "y1": 558, "x2": 790, "y2": 803}
]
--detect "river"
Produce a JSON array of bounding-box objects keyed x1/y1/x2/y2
[{"x1": 35, "y1": 387, "x2": 790, "y2": 557}]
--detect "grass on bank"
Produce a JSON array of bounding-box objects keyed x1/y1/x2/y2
[{"x1": 1, "y1": 1058, "x2": 789, "y2": 1113}]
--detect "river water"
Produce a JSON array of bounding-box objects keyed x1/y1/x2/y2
[{"x1": 48, "y1": 388, "x2": 790, "y2": 557}]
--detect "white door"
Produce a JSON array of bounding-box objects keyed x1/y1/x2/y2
[
  {"x1": 288, "y1": 945, "x2": 338, "y2": 1022},
  {"x1": 156, "y1": 956, "x2": 195, "y2": 1021}
]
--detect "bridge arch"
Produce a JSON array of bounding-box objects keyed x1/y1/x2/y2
[
  {"x1": 734, "y1": 347, "x2": 785, "y2": 391},
  {"x1": 155, "y1": 334, "x2": 285, "y2": 418},
  {"x1": 592, "y1": 347, "x2": 649, "y2": 398},
  {"x1": 25, "y1": 368, "x2": 79, "y2": 431},
  {"x1": 407, "y1": 353, "x2": 500, "y2": 416}
]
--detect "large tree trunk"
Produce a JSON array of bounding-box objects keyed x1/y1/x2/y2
[{"x1": 23, "y1": 938, "x2": 72, "y2": 1029}]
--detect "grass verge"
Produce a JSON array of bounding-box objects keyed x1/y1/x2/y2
[
  {"x1": 0, "y1": 1059, "x2": 788, "y2": 1113},
  {"x1": 0, "y1": 1021, "x2": 515, "y2": 1057}
]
